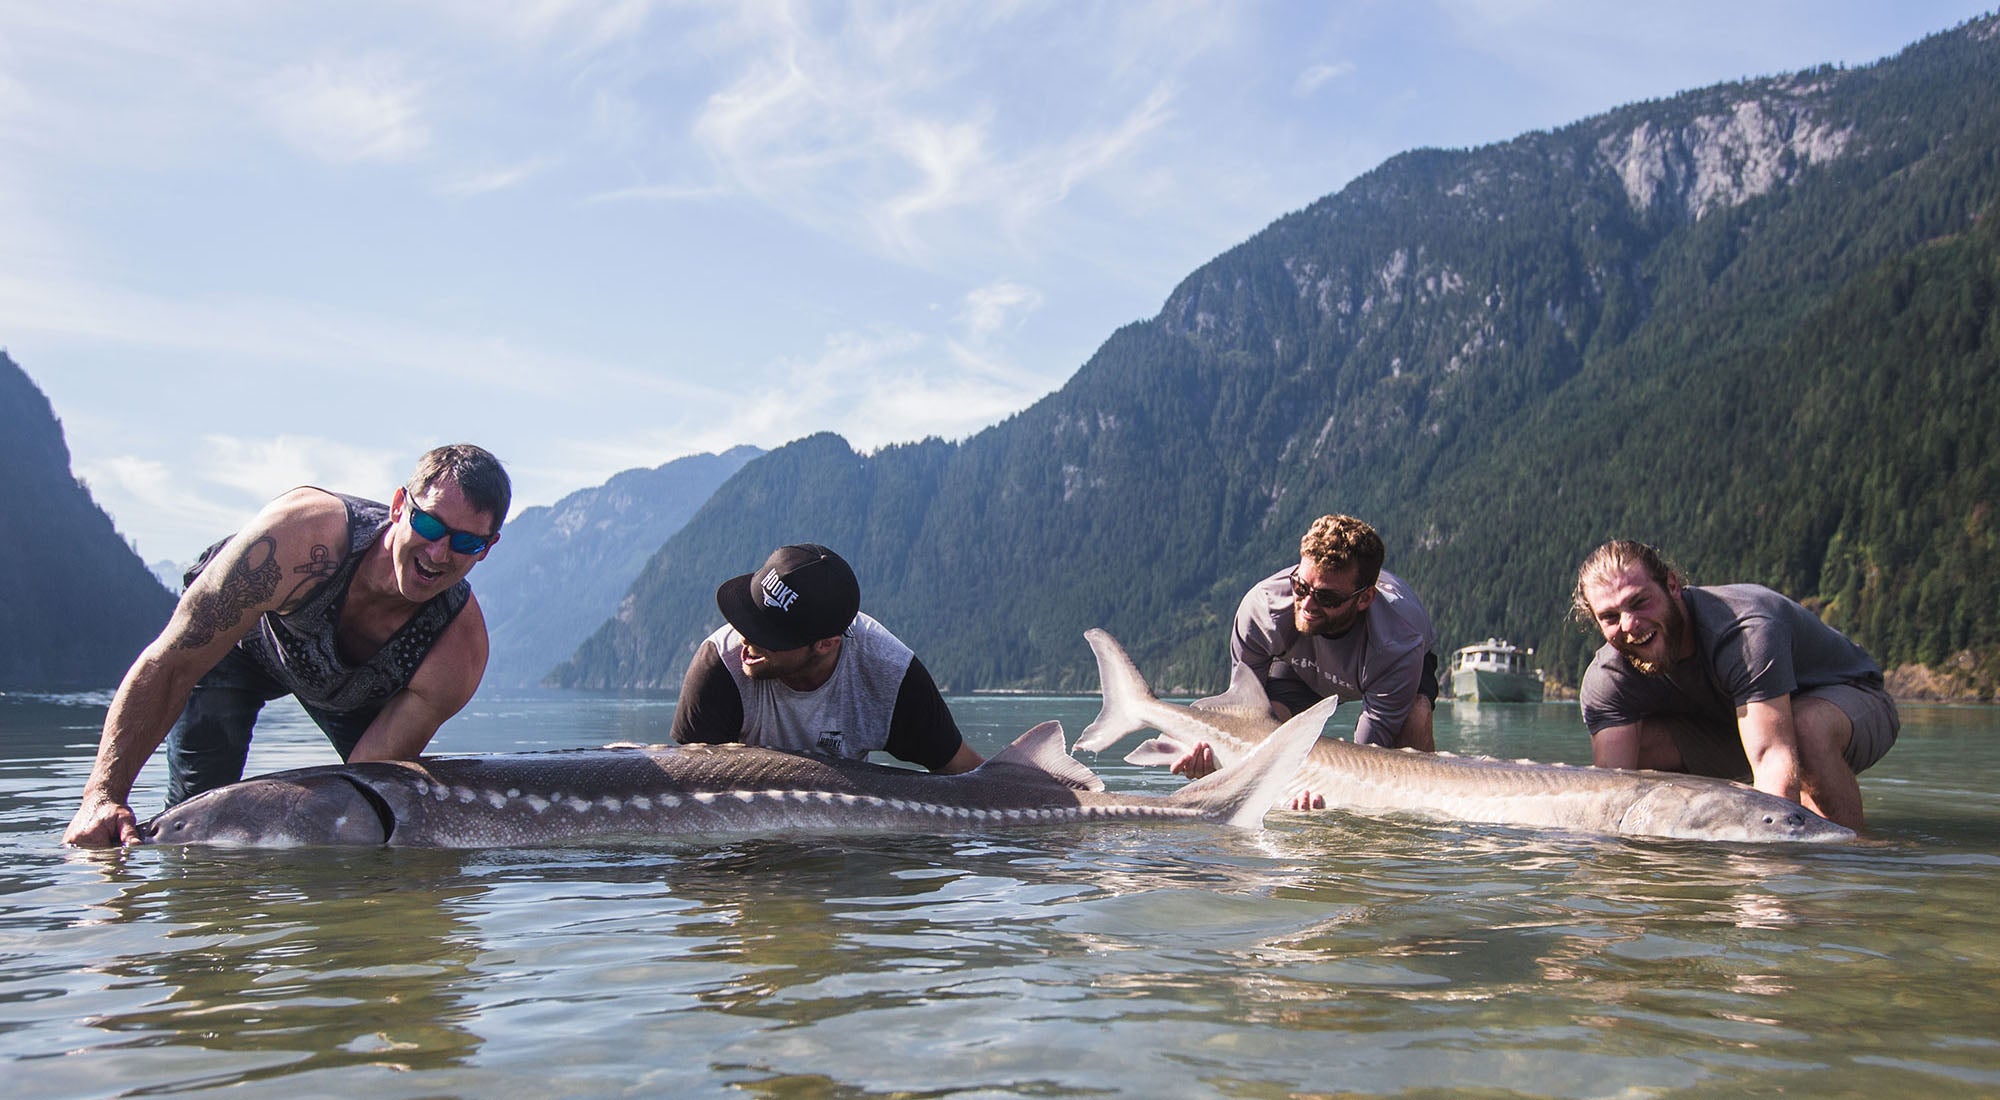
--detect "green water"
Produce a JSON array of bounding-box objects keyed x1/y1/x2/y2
[{"x1": 4, "y1": 692, "x2": 1996, "y2": 1098}]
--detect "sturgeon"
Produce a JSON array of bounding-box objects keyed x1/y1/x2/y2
[
  {"x1": 141, "y1": 707, "x2": 1333, "y2": 848},
  {"x1": 1072, "y1": 629, "x2": 1855, "y2": 843}
]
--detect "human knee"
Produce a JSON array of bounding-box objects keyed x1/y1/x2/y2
[
  {"x1": 1399, "y1": 697, "x2": 1436, "y2": 752},
  {"x1": 1630, "y1": 717, "x2": 1700, "y2": 773},
  {"x1": 1790, "y1": 694, "x2": 1856, "y2": 760},
  {"x1": 1798, "y1": 684, "x2": 1898, "y2": 774},
  {"x1": 163, "y1": 689, "x2": 261, "y2": 805}
]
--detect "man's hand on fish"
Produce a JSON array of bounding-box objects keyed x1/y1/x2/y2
[{"x1": 1171, "y1": 742, "x2": 1219, "y2": 779}]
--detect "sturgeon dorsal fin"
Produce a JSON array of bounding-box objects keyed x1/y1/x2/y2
[
  {"x1": 979, "y1": 720, "x2": 1106, "y2": 792},
  {"x1": 1191, "y1": 659, "x2": 1274, "y2": 718}
]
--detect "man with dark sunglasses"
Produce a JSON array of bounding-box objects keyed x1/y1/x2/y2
[
  {"x1": 1173, "y1": 514, "x2": 1439, "y2": 791},
  {"x1": 65, "y1": 444, "x2": 509, "y2": 847}
]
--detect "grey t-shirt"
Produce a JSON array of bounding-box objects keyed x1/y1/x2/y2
[
  {"x1": 688, "y1": 612, "x2": 917, "y2": 761},
  {"x1": 1580, "y1": 583, "x2": 1884, "y2": 735},
  {"x1": 1231, "y1": 567, "x2": 1436, "y2": 747}
]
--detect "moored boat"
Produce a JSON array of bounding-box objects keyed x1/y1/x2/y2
[{"x1": 1450, "y1": 638, "x2": 1544, "y2": 702}]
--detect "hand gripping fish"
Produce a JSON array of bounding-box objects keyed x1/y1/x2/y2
[{"x1": 1072, "y1": 628, "x2": 1853, "y2": 843}]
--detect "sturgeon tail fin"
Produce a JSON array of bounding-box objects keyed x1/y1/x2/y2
[
  {"x1": 1076, "y1": 628, "x2": 1167, "y2": 754},
  {"x1": 1164, "y1": 694, "x2": 1336, "y2": 828}
]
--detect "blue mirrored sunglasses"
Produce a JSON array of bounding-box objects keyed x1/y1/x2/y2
[{"x1": 408, "y1": 502, "x2": 496, "y2": 555}]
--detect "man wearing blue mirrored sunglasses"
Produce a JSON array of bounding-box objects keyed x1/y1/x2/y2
[{"x1": 66, "y1": 444, "x2": 510, "y2": 847}]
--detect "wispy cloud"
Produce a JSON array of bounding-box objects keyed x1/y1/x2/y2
[
  {"x1": 262, "y1": 54, "x2": 434, "y2": 163},
  {"x1": 585, "y1": 182, "x2": 728, "y2": 203},
  {"x1": 0, "y1": 264, "x2": 733, "y2": 441},
  {"x1": 958, "y1": 281, "x2": 1043, "y2": 339},
  {"x1": 191, "y1": 434, "x2": 408, "y2": 502},
  {"x1": 433, "y1": 0, "x2": 657, "y2": 52},
  {"x1": 712, "y1": 322, "x2": 1052, "y2": 453},
  {"x1": 686, "y1": 4, "x2": 1218, "y2": 262},
  {"x1": 80, "y1": 434, "x2": 413, "y2": 560},
  {"x1": 439, "y1": 156, "x2": 558, "y2": 197},
  {"x1": 1295, "y1": 61, "x2": 1356, "y2": 96},
  {"x1": 73, "y1": 453, "x2": 243, "y2": 562}
]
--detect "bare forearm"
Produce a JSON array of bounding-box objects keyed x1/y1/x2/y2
[
  {"x1": 1745, "y1": 745, "x2": 1804, "y2": 803},
  {"x1": 1738, "y1": 700, "x2": 1805, "y2": 803},
  {"x1": 85, "y1": 648, "x2": 200, "y2": 803}
]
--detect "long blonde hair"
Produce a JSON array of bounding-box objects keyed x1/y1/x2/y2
[{"x1": 1570, "y1": 539, "x2": 1682, "y2": 626}]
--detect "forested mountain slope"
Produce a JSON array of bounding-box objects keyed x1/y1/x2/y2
[
  {"x1": 556, "y1": 16, "x2": 2000, "y2": 698},
  {"x1": 0, "y1": 352, "x2": 176, "y2": 689}
]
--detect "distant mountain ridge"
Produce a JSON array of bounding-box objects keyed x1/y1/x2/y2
[
  {"x1": 550, "y1": 15, "x2": 2000, "y2": 698},
  {"x1": 474, "y1": 447, "x2": 763, "y2": 689},
  {"x1": 0, "y1": 351, "x2": 177, "y2": 690}
]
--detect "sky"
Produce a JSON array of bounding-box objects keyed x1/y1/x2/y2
[{"x1": 2, "y1": 1, "x2": 1991, "y2": 565}]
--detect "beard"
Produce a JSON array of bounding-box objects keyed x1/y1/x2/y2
[
  {"x1": 1617, "y1": 591, "x2": 1686, "y2": 677},
  {"x1": 1295, "y1": 598, "x2": 1363, "y2": 638}
]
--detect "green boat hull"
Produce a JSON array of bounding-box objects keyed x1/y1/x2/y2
[{"x1": 1452, "y1": 667, "x2": 1544, "y2": 703}]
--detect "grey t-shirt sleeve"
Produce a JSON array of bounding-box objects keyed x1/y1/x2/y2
[
  {"x1": 1579, "y1": 647, "x2": 1643, "y2": 734},
  {"x1": 1231, "y1": 572, "x2": 1319, "y2": 714},
  {"x1": 1709, "y1": 613, "x2": 1798, "y2": 704},
  {"x1": 1230, "y1": 581, "x2": 1282, "y2": 679},
  {"x1": 1352, "y1": 644, "x2": 1423, "y2": 748},
  {"x1": 1691, "y1": 585, "x2": 1882, "y2": 704}
]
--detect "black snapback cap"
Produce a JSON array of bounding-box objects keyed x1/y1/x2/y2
[{"x1": 715, "y1": 543, "x2": 861, "y2": 651}]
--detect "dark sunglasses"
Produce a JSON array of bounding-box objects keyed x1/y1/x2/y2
[
  {"x1": 407, "y1": 502, "x2": 496, "y2": 555},
  {"x1": 1288, "y1": 567, "x2": 1368, "y2": 610}
]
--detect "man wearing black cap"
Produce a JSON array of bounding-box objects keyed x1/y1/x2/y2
[{"x1": 668, "y1": 543, "x2": 983, "y2": 773}]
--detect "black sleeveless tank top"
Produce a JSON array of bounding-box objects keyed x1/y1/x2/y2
[{"x1": 186, "y1": 492, "x2": 471, "y2": 712}]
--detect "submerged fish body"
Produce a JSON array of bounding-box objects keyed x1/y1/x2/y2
[
  {"x1": 142, "y1": 711, "x2": 1333, "y2": 849},
  {"x1": 1072, "y1": 628, "x2": 1855, "y2": 844}
]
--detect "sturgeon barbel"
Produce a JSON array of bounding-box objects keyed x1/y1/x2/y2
[
  {"x1": 141, "y1": 708, "x2": 1333, "y2": 848},
  {"x1": 1072, "y1": 629, "x2": 1854, "y2": 843}
]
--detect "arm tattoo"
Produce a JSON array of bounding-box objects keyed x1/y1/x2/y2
[
  {"x1": 278, "y1": 543, "x2": 341, "y2": 612},
  {"x1": 173, "y1": 536, "x2": 284, "y2": 650}
]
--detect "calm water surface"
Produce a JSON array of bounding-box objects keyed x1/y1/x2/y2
[{"x1": 3, "y1": 691, "x2": 1997, "y2": 1098}]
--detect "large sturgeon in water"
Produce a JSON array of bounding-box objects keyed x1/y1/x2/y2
[
  {"x1": 141, "y1": 705, "x2": 1333, "y2": 848},
  {"x1": 1072, "y1": 629, "x2": 1854, "y2": 843}
]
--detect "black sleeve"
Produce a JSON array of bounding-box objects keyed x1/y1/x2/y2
[
  {"x1": 882, "y1": 657, "x2": 965, "y2": 772},
  {"x1": 1263, "y1": 676, "x2": 1324, "y2": 719},
  {"x1": 669, "y1": 641, "x2": 745, "y2": 745}
]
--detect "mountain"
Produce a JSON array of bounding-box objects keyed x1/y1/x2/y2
[
  {"x1": 473, "y1": 447, "x2": 763, "y2": 689},
  {"x1": 0, "y1": 351, "x2": 178, "y2": 690},
  {"x1": 149, "y1": 560, "x2": 186, "y2": 595},
  {"x1": 554, "y1": 15, "x2": 2000, "y2": 699}
]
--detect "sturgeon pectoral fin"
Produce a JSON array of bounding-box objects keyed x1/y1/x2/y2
[{"x1": 1124, "y1": 738, "x2": 1189, "y2": 766}]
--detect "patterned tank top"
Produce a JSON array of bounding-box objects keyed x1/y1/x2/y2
[{"x1": 186, "y1": 492, "x2": 470, "y2": 713}]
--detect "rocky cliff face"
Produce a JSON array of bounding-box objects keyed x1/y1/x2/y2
[
  {"x1": 0, "y1": 351, "x2": 177, "y2": 689},
  {"x1": 1601, "y1": 88, "x2": 1855, "y2": 221}
]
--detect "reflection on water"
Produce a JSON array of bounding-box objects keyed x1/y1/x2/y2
[
  {"x1": 85, "y1": 853, "x2": 487, "y2": 1084},
  {"x1": 4, "y1": 693, "x2": 1999, "y2": 1097}
]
